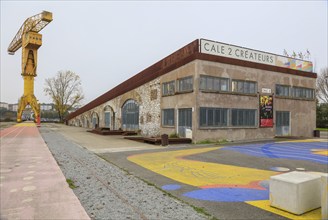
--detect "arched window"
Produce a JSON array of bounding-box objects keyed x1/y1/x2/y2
[{"x1": 122, "y1": 100, "x2": 139, "y2": 130}]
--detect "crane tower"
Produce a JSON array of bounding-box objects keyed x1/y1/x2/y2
[{"x1": 7, "y1": 11, "x2": 52, "y2": 123}]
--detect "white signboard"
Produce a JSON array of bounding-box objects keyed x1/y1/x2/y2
[
  {"x1": 262, "y1": 88, "x2": 272, "y2": 94},
  {"x1": 200, "y1": 39, "x2": 313, "y2": 72},
  {"x1": 201, "y1": 39, "x2": 275, "y2": 66}
]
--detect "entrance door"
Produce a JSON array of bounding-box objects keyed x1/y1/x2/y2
[
  {"x1": 92, "y1": 112, "x2": 99, "y2": 129},
  {"x1": 122, "y1": 100, "x2": 139, "y2": 131},
  {"x1": 105, "y1": 112, "x2": 110, "y2": 128},
  {"x1": 178, "y1": 108, "x2": 192, "y2": 137},
  {"x1": 92, "y1": 117, "x2": 97, "y2": 128},
  {"x1": 276, "y1": 111, "x2": 290, "y2": 136}
]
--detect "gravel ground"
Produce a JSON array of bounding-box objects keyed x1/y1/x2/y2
[{"x1": 40, "y1": 126, "x2": 208, "y2": 220}]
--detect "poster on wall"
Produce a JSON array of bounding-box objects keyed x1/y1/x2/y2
[{"x1": 260, "y1": 95, "x2": 273, "y2": 127}]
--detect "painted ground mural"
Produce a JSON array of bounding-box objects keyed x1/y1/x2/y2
[{"x1": 128, "y1": 139, "x2": 327, "y2": 219}]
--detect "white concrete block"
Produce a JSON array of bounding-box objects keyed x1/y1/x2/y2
[
  {"x1": 321, "y1": 174, "x2": 328, "y2": 220},
  {"x1": 270, "y1": 171, "x2": 321, "y2": 215},
  {"x1": 185, "y1": 129, "x2": 192, "y2": 139}
]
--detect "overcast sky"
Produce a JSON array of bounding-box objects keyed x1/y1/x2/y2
[{"x1": 1, "y1": 1, "x2": 327, "y2": 105}]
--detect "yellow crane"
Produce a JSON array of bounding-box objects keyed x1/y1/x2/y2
[{"x1": 8, "y1": 11, "x2": 52, "y2": 123}]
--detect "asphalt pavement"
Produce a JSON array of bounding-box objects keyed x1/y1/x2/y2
[{"x1": 41, "y1": 123, "x2": 328, "y2": 219}]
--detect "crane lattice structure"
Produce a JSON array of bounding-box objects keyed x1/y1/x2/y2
[{"x1": 8, "y1": 11, "x2": 52, "y2": 123}]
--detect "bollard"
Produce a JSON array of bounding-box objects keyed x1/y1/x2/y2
[
  {"x1": 161, "y1": 134, "x2": 169, "y2": 146},
  {"x1": 313, "y1": 130, "x2": 320, "y2": 137},
  {"x1": 36, "y1": 116, "x2": 41, "y2": 127}
]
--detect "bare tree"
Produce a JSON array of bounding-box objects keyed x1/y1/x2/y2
[
  {"x1": 44, "y1": 70, "x2": 84, "y2": 122},
  {"x1": 316, "y1": 67, "x2": 328, "y2": 103}
]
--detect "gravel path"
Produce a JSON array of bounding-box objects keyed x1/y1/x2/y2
[{"x1": 40, "y1": 127, "x2": 208, "y2": 220}]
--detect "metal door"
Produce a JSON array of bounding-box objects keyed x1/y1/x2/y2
[
  {"x1": 178, "y1": 108, "x2": 192, "y2": 137},
  {"x1": 122, "y1": 100, "x2": 139, "y2": 131},
  {"x1": 276, "y1": 111, "x2": 290, "y2": 136}
]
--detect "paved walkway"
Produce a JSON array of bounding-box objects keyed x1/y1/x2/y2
[
  {"x1": 43, "y1": 123, "x2": 162, "y2": 153},
  {"x1": 0, "y1": 122, "x2": 90, "y2": 220}
]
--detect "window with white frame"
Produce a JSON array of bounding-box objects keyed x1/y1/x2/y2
[{"x1": 162, "y1": 109, "x2": 175, "y2": 126}]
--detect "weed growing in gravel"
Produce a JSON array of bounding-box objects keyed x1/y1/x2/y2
[{"x1": 66, "y1": 178, "x2": 77, "y2": 189}]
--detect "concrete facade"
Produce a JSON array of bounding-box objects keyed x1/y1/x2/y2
[
  {"x1": 67, "y1": 39, "x2": 316, "y2": 143},
  {"x1": 159, "y1": 60, "x2": 316, "y2": 142}
]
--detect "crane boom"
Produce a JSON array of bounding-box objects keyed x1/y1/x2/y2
[{"x1": 7, "y1": 11, "x2": 52, "y2": 55}]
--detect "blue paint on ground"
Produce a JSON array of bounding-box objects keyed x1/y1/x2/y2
[
  {"x1": 162, "y1": 184, "x2": 182, "y2": 191},
  {"x1": 183, "y1": 188, "x2": 269, "y2": 202},
  {"x1": 261, "y1": 143, "x2": 279, "y2": 158},
  {"x1": 222, "y1": 142, "x2": 328, "y2": 164}
]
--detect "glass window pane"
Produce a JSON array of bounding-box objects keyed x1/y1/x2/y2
[
  {"x1": 237, "y1": 81, "x2": 244, "y2": 93},
  {"x1": 276, "y1": 85, "x2": 282, "y2": 96},
  {"x1": 244, "y1": 82, "x2": 250, "y2": 93},
  {"x1": 199, "y1": 107, "x2": 228, "y2": 127},
  {"x1": 232, "y1": 81, "x2": 238, "y2": 92},
  {"x1": 231, "y1": 109, "x2": 256, "y2": 127},
  {"x1": 200, "y1": 108, "x2": 207, "y2": 126},
  {"x1": 208, "y1": 109, "x2": 214, "y2": 126},
  {"x1": 249, "y1": 82, "x2": 255, "y2": 94},
  {"x1": 162, "y1": 109, "x2": 174, "y2": 126},
  {"x1": 220, "y1": 79, "x2": 228, "y2": 91},
  {"x1": 178, "y1": 76, "x2": 193, "y2": 92},
  {"x1": 214, "y1": 78, "x2": 220, "y2": 91},
  {"x1": 207, "y1": 77, "x2": 213, "y2": 91},
  {"x1": 200, "y1": 76, "x2": 206, "y2": 90}
]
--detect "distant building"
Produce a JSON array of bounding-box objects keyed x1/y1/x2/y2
[
  {"x1": 9, "y1": 103, "x2": 18, "y2": 112},
  {"x1": 6, "y1": 103, "x2": 54, "y2": 112},
  {"x1": 22, "y1": 106, "x2": 33, "y2": 120},
  {"x1": 0, "y1": 102, "x2": 9, "y2": 110},
  {"x1": 40, "y1": 103, "x2": 54, "y2": 111}
]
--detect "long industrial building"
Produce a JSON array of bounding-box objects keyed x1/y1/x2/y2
[{"x1": 66, "y1": 39, "x2": 316, "y2": 142}]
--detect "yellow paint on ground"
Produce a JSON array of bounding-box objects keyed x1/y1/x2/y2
[
  {"x1": 279, "y1": 139, "x2": 328, "y2": 143},
  {"x1": 312, "y1": 149, "x2": 328, "y2": 156},
  {"x1": 246, "y1": 200, "x2": 321, "y2": 220},
  {"x1": 14, "y1": 123, "x2": 35, "y2": 127},
  {"x1": 128, "y1": 147, "x2": 277, "y2": 187}
]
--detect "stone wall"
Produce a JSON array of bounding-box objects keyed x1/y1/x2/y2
[{"x1": 68, "y1": 78, "x2": 161, "y2": 137}]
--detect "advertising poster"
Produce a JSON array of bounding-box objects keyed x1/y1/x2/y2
[{"x1": 260, "y1": 95, "x2": 273, "y2": 127}]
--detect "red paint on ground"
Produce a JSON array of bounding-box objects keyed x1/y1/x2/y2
[{"x1": 0, "y1": 123, "x2": 90, "y2": 219}]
